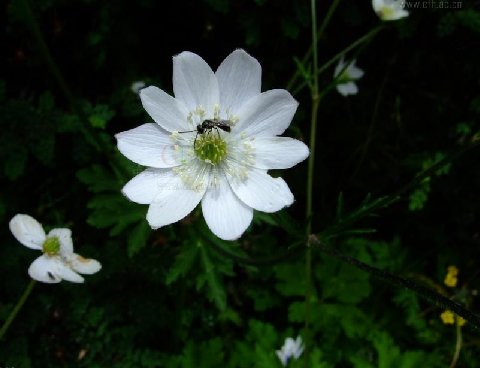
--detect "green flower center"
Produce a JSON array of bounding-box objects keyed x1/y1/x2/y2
[
  {"x1": 194, "y1": 132, "x2": 228, "y2": 164},
  {"x1": 378, "y1": 6, "x2": 395, "y2": 18},
  {"x1": 43, "y1": 237, "x2": 60, "y2": 256}
]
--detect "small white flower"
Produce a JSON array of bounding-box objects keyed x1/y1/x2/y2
[
  {"x1": 276, "y1": 336, "x2": 304, "y2": 366},
  {"x1": 9, "y1": 214, "x2": 101, "y2": 284},
  {"x1": 372, "y1": 0, "x2": 409, "y2": 21},
  {"x1": 131, "y1": 81, "x2": 146, "y2": 94},
  {"x1": 116, "y1": 49, "x2": 309, "y2": 241},
  {"x1": 334, "y1": 58, "x2": 364, "y2": 97}
]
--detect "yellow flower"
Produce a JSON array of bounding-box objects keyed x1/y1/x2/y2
[
  {"x1": 444, "y1": 274, "x2": 458, "y2": 287},
  {"x1": 448, "y1": 265, "x2": 459, "y2": 276},
  {"x1": 457, "y1": 316, "x2": 467, "y2": 327},
  {"x1": 444, "y1": 265, "x2": 459, "y2": 287},
  {"x1": 441, "y1": 310, "x2": 455, "y2": 325}
]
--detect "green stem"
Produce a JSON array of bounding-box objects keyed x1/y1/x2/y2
[
  {"x1": 305, "y1": 1, "x2": 321, "y2": 366},
  {"x1": 292, "y1": 25, "x2": 384, "y2": 96},
  {"x1": 308, "y1": 237, "x2": 480, "y2": 330},
  {"x1": 0, "y1": 280, "x2": 36, "y2": 340},
  {"x1": 324, "y1": 136, "x2": 480, "y2": 238},
  {"x1": 450, "y1": 321, "x2": 463, "y2": 368},
  {"x1": 287, "y1": 0, "x2": 343, "y2": 91},
  {"x1": 350, "y1": 73, "x2": 389, "y2": 181}
]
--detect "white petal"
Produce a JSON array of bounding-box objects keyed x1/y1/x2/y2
[
  {"x1": 116, "y1": 123, "x2": 187, "y2": 168},
  {"x1": 28, "y1": 256, "x2": 62, "y2": 283},
  {"x1": 346, "y1": 82, "x2": 359, "y2": 95},
  {"x1": 228, "y1": 169, "x2": 294, "y2": 213},
  {"x1": 372, "y1": 0, "x2": 383, "y2": 12},
  {"x1": 337, "y1": 82, "x2": 358, "y2": 96},
  {"x1": 334, "y1": 57, "x2": 345, "y2": 77},
  {"x1": 251, "y1": 137, "x2": 309, "y2": 169},
  {"x1": 216, "y1": 49, "x2": 261, "y2": 115},
  {"x1": 172, "y1": 52, "x2": 219, "y2": 116},
  {"x1": 146, "y1": 174, "x2": 206, "y2": 229},
  {"x1": 276, "y1": 351, "x2": 288, "y2": 367},
  {"x1": 28, "y1": 255, "x2": 84, "y2": 283},
  {"x1": 140, "y1": 86, "x2": 191, "y2": 132},
  {"x1": 202, "y1": 174, "x2": 253, "y2": 240},
  {"x1": 348, "y1": 64, "x2": 364, "y2": 79},
  {"x1": 234, "y1": 90, "x2": 298, "y2": 138},
  {"x1": 9, "y1": 214, "x2": 45, "y2": 250},
  {"x1": 122, "y1": 168, "x2": 177, "y2": 204},
  {"x1": 68, "y1": 253, "x2": 102, "y2": 275},
  {"x1": 48, "y1": 228, "x2": 73, "y2": 254}
]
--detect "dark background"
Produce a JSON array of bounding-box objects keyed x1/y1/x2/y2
[{"x1": 2, "y1": 0, "x2": 480, "y2": 367}]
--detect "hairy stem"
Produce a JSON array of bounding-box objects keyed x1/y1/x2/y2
[{"x1": 309, "y1": 236, "x2": 480, "y2": 329}]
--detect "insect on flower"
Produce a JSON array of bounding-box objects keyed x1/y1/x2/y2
[
  {"x1": 179, "y1": 118, "x2": 236, "y2": 148},
  {"x1": 116, "y1": 49, "x2": 310, "y2": 241}
]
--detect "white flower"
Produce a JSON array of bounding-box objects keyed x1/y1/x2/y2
[
  {"x1": 372, "y1": 0, "x2": 409, "y2": 21},
  {"x1": 131, "y1": 81, "x2": 146, "y2": 94},
  {"x1": 116, "y1": 49, "x2": 309, "y2": 241},
  {"x1": 9, "y1": 214, "x2": 101, "y2": 284},
  {"x1": 276, "y1": 336, "x2": 304, "y2": 366},
  {"x1": 334, "y1": 58, "x2": 364, "y2": 97}
]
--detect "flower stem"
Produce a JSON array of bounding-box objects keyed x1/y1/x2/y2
[
  {"x1": 305, "y1": 0, "x2": 321, "y2": 366},
  {"x1": 287, "y1": 0, "x2": 343, "y2": 91},
  {"x1": 450, "y1": 321, "x2": 463, "y2": 368},
  {"x1": 0, "y1": 279, "x2": 36, "y2": 340}
]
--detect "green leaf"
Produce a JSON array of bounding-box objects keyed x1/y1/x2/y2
[
  {"x1": 198, "y1": 242, "x2": 227, "y2": 311},
  {"x1": 127, "y1": 220, "x2": 150, "y2": 257},
  {"x1": 38, "y1": 91, "x2": 54, "y2": 112},
  {"x1": 166, "y1": 241, "x2": 200, "y2": 285}
]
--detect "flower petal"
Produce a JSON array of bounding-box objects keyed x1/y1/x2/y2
[
  {"x1": 116, "y1": 123, "x2": 185, "y2": 168},
  {"x1": 234, "y1": 90, "x2": 298, "y2": 138},
  {"x1": 348, "y1": 64, "x2": 364, "y2": 79},
  {"x1": 68, "y1": 253, "x2": 102, "y2": 275},
  {"x1": 9, "y1": 214, "x2": 45, "y2": 250},
  {"x1": 251, "y1": 137, "x2": 309, "y2": 169},
  {"x1": 228, "y1": 169, "x2": 294, "y2": 213},
  {"x1": 334, "y1": 58, "x2": 345, "y2": 77},
  {"x1": 276, "y1": 350, "x2": 288, "y2": 367},
  {"x1": 28, "y1": 255, "x2": 84, "y2": 283},
  {"x1": 337, "y1": 82, "x2": 358, "y2": 96},
  {"x1": 216, "y1": 49, "x2": 261, "y2": 115},
  {"x1": 140, "y1": 86, "x2": 191, "y2": 132},
  {"x1": 122, "y1": 168, "x2": 177, "y2": 204},
  {"x1": 202, "y1": 174, "x2": 253, "y2": 240},
  {"x1": 48, "y1": 228, "x2": 73, "y2": 254},
  {"x1": 146, "y1": 174, "x2": 206, "y2": 229},
  {"x1": 173, "y1": 52, "x2": 219, "y2": 116},
  {"x1": 28, "y1": 255, "x2": 62, "y2": 283}
]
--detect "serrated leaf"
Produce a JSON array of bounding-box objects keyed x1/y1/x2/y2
[
  {"x1": 127, "y1": 220, "x2": 150, "y2": 257},
  {"x1": 198, "y1": 243, "x2": 227, "y2": 311},
  {"x1": 166, "y1": 241, "x2": 200, "y2": 285}
]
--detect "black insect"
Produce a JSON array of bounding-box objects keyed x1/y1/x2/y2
[
  {"x1": 47, "y1": 271, "x2": 56, "y2": 281},
  {"x1": 179, "y1": 119, "x2": 234, "y2": 148}
]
